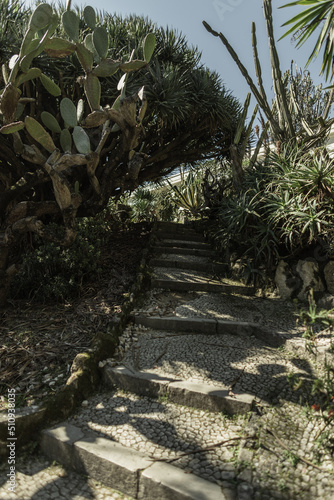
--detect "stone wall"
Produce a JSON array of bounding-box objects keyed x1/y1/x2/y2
[{"x1": 275, "y1": 257, "x2": 334, "y2": 305}]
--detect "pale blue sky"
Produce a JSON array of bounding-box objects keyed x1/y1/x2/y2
[{"x1": 26, "y1": 1, "x2": 329, "y2": 107}]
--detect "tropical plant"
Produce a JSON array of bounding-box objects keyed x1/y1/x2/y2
[
  {"x1": 229, "y1": 92, "x2": 268, "y2": 187},
  {"x1": 0, "y1": 1, "x2": 242, "y2": 305},
  {"x1": 130, "y1": 188, "x2": 157, "y2": 222},
  {"x1": 211, "y1": 142, "x2": 334, "y2": 280},
  {"x1": 167, "y1": 168, "x2": 205, "y2": 217},
  {"x1": 203, "y1": 0, "x2": 334, "y2": 150},
  {"x1": 280, "y1": 0, "x2": 334, "y2": 80}
]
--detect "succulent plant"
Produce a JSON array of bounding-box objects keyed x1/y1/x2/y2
[
  {"x1": 60, "y1": 98, "x2": 77, "y2": 128},
  {"x1": 25, "y1": 116, "x2": 56, "y2": 153}
]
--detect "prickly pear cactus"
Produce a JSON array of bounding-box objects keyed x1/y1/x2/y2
[{"x1": 0, "y1": 1, "x2": 155, "y2": 264}]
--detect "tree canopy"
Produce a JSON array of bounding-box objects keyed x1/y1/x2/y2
[{"x1": 0, "y1": 1, "x2": 242, "y2": 305}]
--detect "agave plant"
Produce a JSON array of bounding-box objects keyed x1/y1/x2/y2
[{"x1": 167, "y1": 168, "x2": 205, "y2": 217}]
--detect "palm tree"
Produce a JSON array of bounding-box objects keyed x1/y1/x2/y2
[{"x1": 280, "y1": 0, "x2": 334, "y2": 80}]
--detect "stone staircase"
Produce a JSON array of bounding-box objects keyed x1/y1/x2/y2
[{"x1": 37, "y1": 222, "x2": 318, "y2": 500}]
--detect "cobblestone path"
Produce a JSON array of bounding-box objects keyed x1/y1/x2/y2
[{"x1": 1, "y1": 222, "x2": 333, "y2": 500}]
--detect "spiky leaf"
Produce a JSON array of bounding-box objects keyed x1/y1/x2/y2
[
  {"x1": 41, "y1": 111, "x2": 62, "y2": 133},
  {"x1": 60, "y1": 128, "x2": 72, "y2": 152},
  {"x1": 62, "y1": 10, "x2": 79, "y2": 42},
  {"x1": 25, "y1": 116, "x2": 56, "y2": 152},
  {"x1": 0, "y1": 121, "x2": 25, "y2": 134},
  {"x1": 29, "y1": 3, "x2": 53, "y2": 31},
  {"x1": 40, "y1": 74, "x2": 61, "y2": 96},
  {"x1": 92, "y1": 59, "x2": 120, "y2": 77},
  {"x1": 83, "y1": 6, "x2": 96, "y2": 29},
  {"x1": 73, "y1": 126, "x2": 91, "y2": 154},
  {"x1": 119, "y1": 60, "x2": 147, "y2": 73},
  {"x1": 143, "y1": 33, "x2": 156, "y2": 63},
  {"x1": 16, "y1": 67, "x2": 42, "y2": 87},
  {"x1": 93, "y1": 26, "x2": 109, "y2": 59},
  {"x1": 60, "y1": 98, "x2": 77, "y2": 127}
]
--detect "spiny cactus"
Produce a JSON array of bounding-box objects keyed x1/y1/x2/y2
[
  {"x1": 0, "y1": 1, "x2": 156, "y2": 266},
  {"x1": 203, "y1": 0, "x2": 334, "y2": 150},
  {"x1": 0, "y1": 2, "x2": 155, "y2": 160}
]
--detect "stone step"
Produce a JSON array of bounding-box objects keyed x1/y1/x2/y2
[
  {"x1": 155, "y1": 239, "x2": 212, "y2": 250},
  {"x1": 133, "y1": 314, "x2": 258, "y2": 335},
  {"x1": 155, "y1": 231, "x2": 206, "y2": 242},
  {"x1": 155, "y1": 222, "x2": 194, "y2": 231},
  {"x1": 133, "y1": 315, "x2": 283, "y2": 347},
  {"x1": 150, "y1": 258, "x2": 228, "y2": 274},
  {"x1": 41, "y1": 423, "x2": 228, "y2": 500},
  {"x1": 151, "y1": 278, "x2": 253, "y2": 295},
  {"x1": 103, "y1": 365, "x2": 254, "y2": 415},
  {"x1": 153, "y1": 246, "x2": 218, "y2": 258},
  {"x1": 151, "y1": 268, "x2": 254, "y2": 295}
]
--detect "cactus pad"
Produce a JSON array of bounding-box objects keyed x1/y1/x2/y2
[
  {"x1": 143, "y1": 33, "x2": 156, "y2": 63},
  {"x1": 76, "y1": 43, "x2": 94, "y2": 71},
  {"x1": 60, "y1": 128, "x2": 72, "y2": 152},
  {"x1": 29, "y1": 3, "x2": 53, "y2": 31},
  {"x1": 73, "y1": 126, "x2": 91, "y2": 154},
  {"x1": 93, "y1": 59, "x2": 120, "y2": 77},
  {"x1": 0, "y1": 121, "x2": 25, "y2": 134},
  {"x1": 60, "y1": 98, "x2": 77, "y2": 128},
  {"x1": 40, "y1": 74, "x2": 61, "y2": 96},
  {"x1": 41, "y1": 111, "x2": 62, "y2": 133},
  {"x1": 62, "y1": 10, "x2": 79, "y2": 42},
  {"x1": 93, "y1": 26, "x2": 109, "y2": 59},
  {"x1": 25, "y1": 116, "x2": 56, "y2": 153},
  {"x1": 16, "y1": 67, "x2": 42, "y2": 87},
  {"x1": 83, "y1": 6, "x2": 96, "y2": 29},
  {"x1": 84, "y1": 74, "x2": 101, "y2": 111}
]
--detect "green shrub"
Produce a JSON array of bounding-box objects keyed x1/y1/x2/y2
[
  {"x1": 210, "y1": 144, "x2": 334, "y2": 279},
  {"x1": 10, "y1": 216, "x2": 110, "y2": 302}
]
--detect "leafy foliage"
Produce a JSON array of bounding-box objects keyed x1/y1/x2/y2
[
  {"x1": 203, "y1": 0, "x2": 334, "y2": 151},
  {"x1": 167, "y1": 168, "x2": 205, "y2": 217},
  {"x1": 0, "y1": 1, "x2": 242, "y2": 305},
  {"x1": 209, "y1": 144, "x2": 334, "y2": 280},
  {"x1": 10, "y1": 217, "x2": 106, "y2": 302},
  {"x1": 280, "y1": 0, "x2": 334, "y2": 80}
]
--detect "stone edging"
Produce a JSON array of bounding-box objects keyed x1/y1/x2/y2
[
  {"x1": 0, "y1": 229, "x2": 155, "y2": 458},
  {"x1": 40, "y1": 422, "x2": 227, "y2": 500}
]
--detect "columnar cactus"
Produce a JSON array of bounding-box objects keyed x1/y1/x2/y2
[{"x1": 203, "y1": 0, "x2": 334, "y2": 149}]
